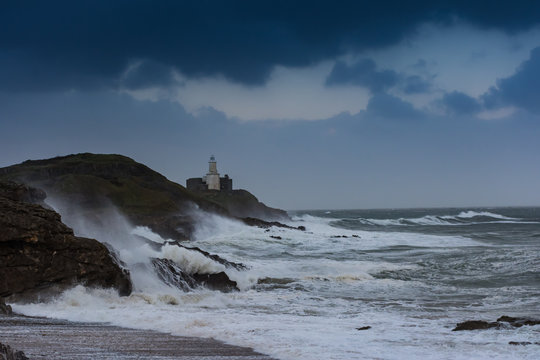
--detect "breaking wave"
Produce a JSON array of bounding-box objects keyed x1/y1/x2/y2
[{"x1": 355, "y1": 210, "x2": 535, "y2": 227}]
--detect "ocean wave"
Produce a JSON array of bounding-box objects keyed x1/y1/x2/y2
[{"x1": 356, "y1": 210, "x2": 529, "y2": 227}]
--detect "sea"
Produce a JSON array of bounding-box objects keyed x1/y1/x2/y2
[{"x1": 13, "y1": 207, "x2": 540, "y2": 359}]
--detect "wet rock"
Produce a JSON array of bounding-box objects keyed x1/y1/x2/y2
[
  {"x1": 508, "y1": 341, "x2": 535, "y2": 346},
  {"x1": 270, "y1": 235, "x2": 282, "y2": 240},
  {"x1": 0, "y1": 342, "x2": 29, "y2": 360},
  {"x1": 452, "y1": 320, "x2": 501, "y2": 331},
  {"x1": 191, "y1": 272, "x2": 238, "y2": 292},
  {"x1": 152, "y1": 258, "x2": 239, "y2": 292},
  {"x1": 241, "y1": 217, "x2": 305, "y2": 231},
  {"x1": 0, "y1": 299, "x2": 12, "y2": 315},
  {"x1": 356, "y1": 326, "x2": 371, "y2": 331},
  {"x1": 163, "y1": 241, "x2": 247, "y2": 270},
  {"x1": 151, "y1": 258, "x2": 196, "y2": 291},
  {"x1": 352, "y1": 234, "x2": 360, "y2": 238},
  {"x1": 0, "y1": 182, "x2": 132, "y2": 299},
  {"x1": 497, "y1": 315, "x2": 540, "y2": 328},
  {"x1": 453, "y1": 316, "x2": 540, "y2": 331}
]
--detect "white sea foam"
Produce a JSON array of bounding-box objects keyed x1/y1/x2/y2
[
  {"x1": 355, "y1": 210, "x2": 532, "y2": 227},
  {"x1": 452, "y1": 210, "x2": 517, "y2": 220},
  {"x1": 11, "y1": 208, "x2": 540, "y2": 360}
]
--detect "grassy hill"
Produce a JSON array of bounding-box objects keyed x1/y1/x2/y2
[{"x1": 0, "y1": 153, "x2": 228, "y2": 240}]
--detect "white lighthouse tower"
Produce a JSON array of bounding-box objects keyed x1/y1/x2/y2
[{"x1": 205, "y1": 155, "x2": 220, "y2": 190}]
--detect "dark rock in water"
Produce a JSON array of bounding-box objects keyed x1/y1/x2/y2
[
  {"x1": 163, "y1": 241, "x2": 247, "y2": 270},
  {"x1": 241, "y1": 217, "x2": 305, "y2": 231},
  {"x1": 151, "y1": 258, "x2": 196, "y2": 291},
  {"x1": 497, "y1": 315, "x2": 540, "y2": 328},
  {"x1": 508, "y1": 341, "x2": 536, "y2": 346},
  {"x1": 0, "y1": 181, "x2": 132, "y2": 299},
  {"x1": 452, "y1": 320, "x2": 501, "y2": 331},
  {"x1": 0, "y1": 342, "x2": 29, "y2": 360},
  {"x1": 270, "y1": 235, "x2": 282, "y2": 240},
  {"x1": 191, "y1": 272, "x2": 238, "y2": 292},
  {"x1": 453, "y1": 316, "x2": 540, "y2": 331},
  {"x1": 151, "y1": 258, "x2": 239, "y2": 292},
  {"x1": 356, "y1": 326, "x2": 371, "y2": 331},
  {"x1": 352, "y1": 234, "x2": 360, "y2": 238},
  {"x1": 0, "y1": 299, "x2": 12, "y2": 315}
]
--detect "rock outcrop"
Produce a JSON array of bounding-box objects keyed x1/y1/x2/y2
[
  {"x1": 193, "y1": 189, "x2": 289, "y2": 221},
  {"x1": 452, "y1": 316, "x2": 540, "y2": 331},
  {"x1": 241, "y1": 217, "x2": 305, "y2": 231},
  {"x1": 0, "y1": 181, "x2": 132, "y2": 299},
  {"x1": 152, "y1": 258, "x2": 239, "y2": 292}
]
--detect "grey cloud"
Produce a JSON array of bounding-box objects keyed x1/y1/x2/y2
[
  {"x1": 2, "y1": 1, "x2": 540, "y2": 92},
  {"x1": 325, "y1": 59, "x2": 399, "y2": 93},
  {"x1": 482, "y1": 46, "x2": 540, "y2": 113},
  {"x1": 326, "y1": 60, "x2": 434, "y2": 95},
  {"x1": 365, "y1": 93, "x2": 425, "y2": 120},
  {"x1": 441, "y1": 91, "x2": 482, "y2": 115},
  {"x1": 401, "y1": 75, "x2": 432, "y2": 94},
  {"x1": 122, "y1": 61, "x2": 181, "y2": 90}
]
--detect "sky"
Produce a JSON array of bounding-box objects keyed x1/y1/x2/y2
[{"x1": 1, "y1": 1, "x2": 540, "y2": 210}]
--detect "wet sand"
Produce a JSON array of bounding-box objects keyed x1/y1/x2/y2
[{"x1": 0, "y1": 314, "x2": 276, "y2": 359}]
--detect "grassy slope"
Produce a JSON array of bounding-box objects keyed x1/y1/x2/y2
[{"x1": 0, "y1": 153, "x2": 227, "y2": 221}]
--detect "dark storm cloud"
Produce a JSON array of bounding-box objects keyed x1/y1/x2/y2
[
  {"x1": 441, "y1": 91, "x2": 482, "y2": 115},
  {"x1": 483, "y1": 47, "x2": 540, "y2": 114},
  {"x1": 1, "y1": 0, "x2": 540, "y2": 91},
  {"x1": 364, "y1": 93, "x2": 425, "y2": 120},
  {"x1": 401, "y1": 75, "x2": 433, "y2": 94},
  {"x1": 325, "y1": 59, "x2": 399, "y2": 93},
  {"x1": 122, "y1": 60, "x2": 181, "y2": 90},
  {"x1": 326, "y1": 60, "x2": 433, "y2": 95}
]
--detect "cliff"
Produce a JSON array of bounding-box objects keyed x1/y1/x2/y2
[
  {"x1": 0, "y1": 181, "x2": 132, "y2": 299},
  {"x1": 0, "y1": 153, "x2": 229, "y2": 241},
  {"x1": 194, "y1": 189, "x2": 289, "y2": 221}
]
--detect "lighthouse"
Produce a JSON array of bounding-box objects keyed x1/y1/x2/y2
[
  {"x1": 186, "y1": 156, "x2": 233, "y2": 191},
  {"x1": 205, "y1": 155, "x2": 220, "y2": 190}
]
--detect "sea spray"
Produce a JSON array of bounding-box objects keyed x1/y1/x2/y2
[{"x1": 13, "y1": 207, "x2": 540, "y2": 360}]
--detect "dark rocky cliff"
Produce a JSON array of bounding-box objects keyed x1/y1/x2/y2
[{"x1": 0, "y1": 181, "x2": 132, "y2": 299}]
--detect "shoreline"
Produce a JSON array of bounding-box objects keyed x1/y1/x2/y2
[{"x1": 0, "y1": 313, "x2": 276, "y2": 360}]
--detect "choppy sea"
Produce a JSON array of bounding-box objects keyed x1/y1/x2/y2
[{"x1": 14, "y1": 207, "x2": 540, "y2": 359}]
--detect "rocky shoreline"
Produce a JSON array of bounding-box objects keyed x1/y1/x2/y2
[{"x1": 0, "y1": 314, "x2": 275, "y2": 359}]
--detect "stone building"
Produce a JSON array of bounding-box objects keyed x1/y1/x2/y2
[{"x1": 186, "y1": 156, "x2": 233, "y2": 191}]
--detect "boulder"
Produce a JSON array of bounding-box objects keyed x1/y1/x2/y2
[
  {"x1": 452, "y1": 320, "x2": 501, "y2": 331},
  {"x1": 0, "y1": 182, "x2": 132, "y2": 299},
  {"x1": 152, "y1": 258, "x2": 238, "y2": 292},
  {"x1": 497, "y1": 315, "x2": 540, "y2": 328}
]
